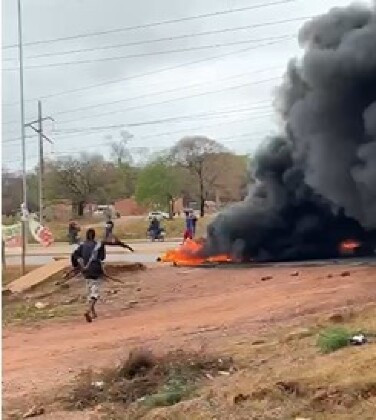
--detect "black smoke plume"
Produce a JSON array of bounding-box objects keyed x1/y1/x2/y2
[{"x1": 205, "y1": 3, "x2": 376, "y2": 261}]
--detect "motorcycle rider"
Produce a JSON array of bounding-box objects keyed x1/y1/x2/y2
[{"x1": 148, "y1": 216, "x2": 162, "y2": 240}]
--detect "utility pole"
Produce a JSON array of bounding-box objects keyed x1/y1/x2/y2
[
  {"x1": 38, "y1": 101, "x2": 44, "y2": 224},
  {"x1": 17, "y1": 0, "x2": 27, "y2": 275},
  {"x1": 25, "y1": 104, "x2": 54, "y2": 225}
]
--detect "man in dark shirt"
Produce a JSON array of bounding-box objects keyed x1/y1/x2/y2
[
  {"x1": 68, "y1": 220, "x2": 80, "y2": 245},
  {"x1": 71, "y1": 228, "x2": 105, "y2": 322},
  {"x1": 103, "y1": 217, "x2": 134, "y2": 252},
  {"x1": 104, "y1": 218, "x2": 114, "y2": 239}
]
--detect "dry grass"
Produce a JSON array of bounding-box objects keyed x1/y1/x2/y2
[
  {"x1": 5, "y1": 267, "x2": 376, "y2": 419},
  {"x1": 26, "y1": 305, "x2": 373, "y2": 419},
  {"x1": 2, "y1": 262, "x2": 146, "y2": 326},
  {"x1": 62, "y1": 347, "x2": 234, "y2": 413},
  {"x1": 2, "y1": 301, "x2": 81, "y2": 325},
  {"x1": 2, "y1": 265, "x2": 81, "y2": 325},
  {"x1": 180, "y1": 305, "x2": 376, "y2": 420},
  {"x1": 45, "y1": 215, "x2": 214, "y2": 242},
  {"x1": 4, "y1": 304, "x2": 376, "y2": 419},
  {"x1": 97, "y1": 305, "x2": 376, "y2": 420}
]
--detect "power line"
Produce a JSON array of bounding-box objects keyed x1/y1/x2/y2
[
  {"x1": 46, "y1": 67, "x2": 279, "y2": 118},
  {"x1": 2, "y1": 103, "x2": 272, "y2": 144},
  {"x1": 3, "y1": 39, "x2": 289, "y2": 110},
  {"x1": 3, "y1": 110, "x2": 274, "y2": 152},
  {"x1": 3, "y1": 129, "x2": 271, "y2": 164},
  {"x1": 2, "y1": 0, "x2": 294, "y2": 49},
  {"x1": 3, "y1": 62, "x2": 282, "y2": 128},
  {"x1": 132, "y1": 114, "x2": 274, "y2": 142},
  {"x1": 58, "y1": 76, "x2": 280, "y2": 125},
  {"x1": 3, "y1": 35, "x2": 293, "y2": 71},
  {"x1": 3, "y1": 16, "x2": 308, "y2": 61}
]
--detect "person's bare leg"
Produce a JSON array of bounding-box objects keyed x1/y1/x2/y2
[
  {"x1": 91, "y1": 298, "x2": 97, "y2": 319},
  {"x1": 84, "y1": 306, "x2": 92, "y2": 322},
  {"x1": 84, "y1": 298, "x2": 97, "y2": 322}
]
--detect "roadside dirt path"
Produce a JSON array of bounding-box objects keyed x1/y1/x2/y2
[{"x1": 3, "y1": 263, "x2": 376, "y2": 406}]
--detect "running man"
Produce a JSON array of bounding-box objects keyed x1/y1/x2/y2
[{"x1": 71, "y1": 228, "x2": 105, "y2": 323}]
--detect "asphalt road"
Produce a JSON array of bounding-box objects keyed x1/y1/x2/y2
[
  {"x1": 4, "y1": 241, "x2": 178, "y2": 266},
  {"x1": 5, "y1": 253, "x2": 160, "y2": 265}
]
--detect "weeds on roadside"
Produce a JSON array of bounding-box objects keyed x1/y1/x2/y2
[
  {"x1": 317, "y1": 327, "x2": 352, "y2": 353},
  {"x1": 64, "y1": 347, "x2": 233, "y2": 411}
]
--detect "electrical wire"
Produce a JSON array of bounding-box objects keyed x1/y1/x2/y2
[
  {"x1": 2, "y1": 0, "x2": 295, "y2": 49},
  {"x1": 58, "y1": 76, "x2": 280, "y2": 125},
  {"x1": 3, "y1": 39, "x2": 289, "y2": 110},
  {"x1": 3, "y1": 35, "x2": 293, "y2": 71},
  {"x1": 2, "y1": 130, "x2": 272, "y2": 164},
  {"x1": 2, "y1": 16, "x2": 308, "y2": 61},
  {"x1": 45, "y1": 68, "x2": 279, "y2": 118},
  {"x1": 2, "y1": 103, "x2": 272, "y2": 144}
]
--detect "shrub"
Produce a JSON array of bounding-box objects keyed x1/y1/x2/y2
[{"x1": 317, "y1": 327, "x2": 352, "y2": 353}]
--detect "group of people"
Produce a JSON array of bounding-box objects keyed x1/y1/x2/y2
[{"x1": 147, "y1": 210, "x2": 198, "y2": 242}]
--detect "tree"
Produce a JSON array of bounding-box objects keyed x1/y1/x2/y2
[
  {"x1": 45, "y1": 154, "x2": 118, "y2": 216},
  {"x1": 107, "y1": 130, "x2": 139, "y2": 199},
  {"x1": 203, "y1": 153, "x2": 249, "y2": 203},
  {"x1": 2, "y1": 170, "x2": 47, "y2": 216},
  {"x1": 169, "y1": 136, "x2": 226, "y2": 216},
  {"x1": 26, "y1": 172, "x2": 40, "y2": 214},
  {"x1": 109, "y1": 130, "x2": 133, "y2": 166},
  {"x1": 135, "y1": 161, "x2": 181, "y2": 215},
  {"x1": 2, "y1": 170, "x2": 22, "y2": 216},
  {"x1": 107, "y1": 164, "x2": 139, "y2": 200}
]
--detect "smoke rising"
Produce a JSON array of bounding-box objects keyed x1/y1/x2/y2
[{"x1": 205, "y1": 3, "x2": 376, "y2": 261}]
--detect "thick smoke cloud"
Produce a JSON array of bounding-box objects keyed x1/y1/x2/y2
[{"x1": 205, "y1": 3, "x2": 376, "y2": 261}]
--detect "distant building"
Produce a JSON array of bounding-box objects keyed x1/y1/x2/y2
[{"x1": 114, "y1": 198, "x2": 147, "y2": 216}]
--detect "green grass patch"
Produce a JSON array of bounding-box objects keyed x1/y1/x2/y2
[
  {"x1": 317, "y1": 327, "x2": 353, "y2": 354},
  {"x1": 142, "y1": 376, "x2": 195, "y2": 408}
]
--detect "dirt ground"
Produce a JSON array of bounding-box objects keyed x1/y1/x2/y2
[{"x1": 3, "y1": 261, "x2": 376, "y2": 417}]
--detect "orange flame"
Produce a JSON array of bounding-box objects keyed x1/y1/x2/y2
[
  {"x1": 161, "y1": 238, "x2": 232, "y2": 266},
  {"x1": 339, "y1": 239, "x2": 361, "y2": 254}
]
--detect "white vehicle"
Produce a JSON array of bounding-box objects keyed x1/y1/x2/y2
[
  {"x1": 147, "y1": 211, "x2": 169, "y2": 221},
  {"x1": 93, "y1": 205, "x2": 120, "y2": 218}
]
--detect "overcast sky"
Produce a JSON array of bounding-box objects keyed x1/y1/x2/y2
[{"x1": 2, "y1": 0, "x2": 365, "y2": 170}]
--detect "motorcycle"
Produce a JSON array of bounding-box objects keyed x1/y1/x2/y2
[{"x1": 147, "y1": 228, "x2": 166, "y2": 242}]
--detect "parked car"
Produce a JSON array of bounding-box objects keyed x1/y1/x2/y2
[
  {"x1": 93, "y1": 205, "x2": 120, "y2": 218},
  {"x1": 147, "y1": 211, "x2": 169, "y2": 221}
]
